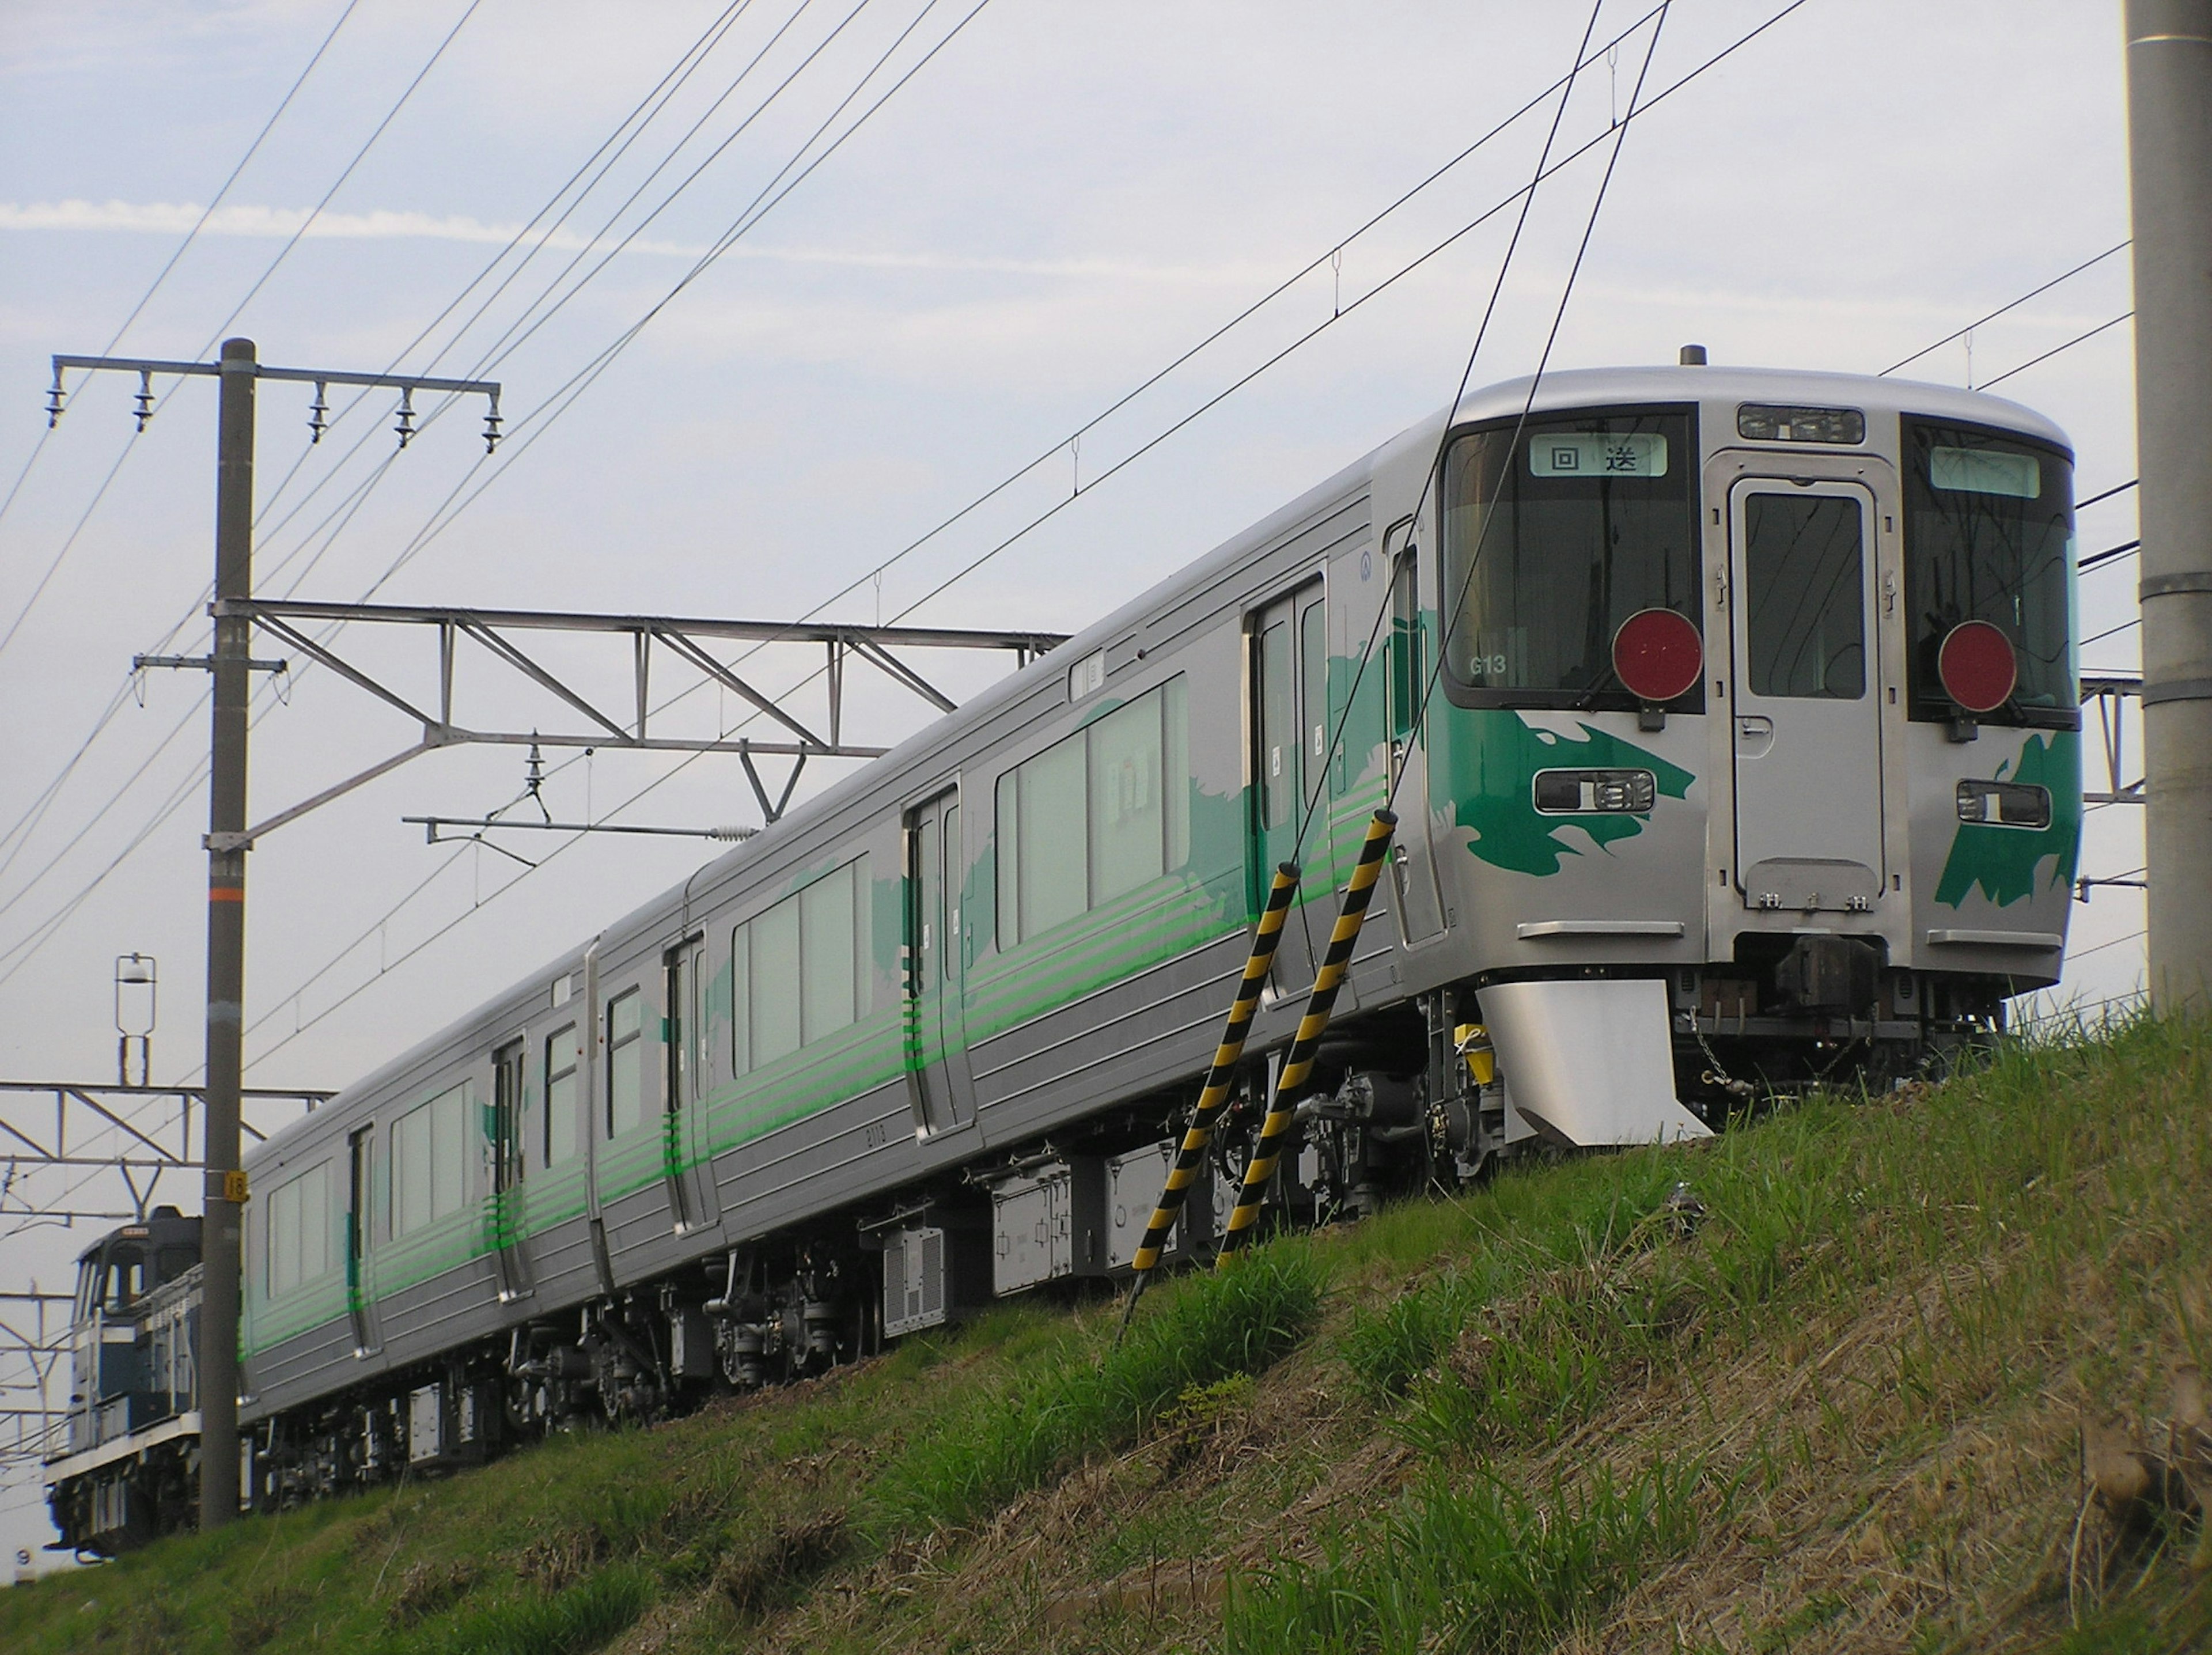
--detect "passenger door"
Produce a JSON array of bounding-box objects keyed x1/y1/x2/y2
[
  {"x1": 1726, "y1": 479, "x2": 1887, "y2": 911},
  {"x1": 664, "y1": 939, "x2": 720, "y2": 1230},
  {"x1": 906, "y1": 790, "x2": 975, "y2": 1136},
  {"x1": 345, "y1": 1124, "x2": 383, "y2": 1353},
  {"x1": 488, "y1": 1040, "x2": 533, "y2": 1301},
  {"x1": 1250, "y1": 582, "x2": 1329, "y2": 987},
  {"x1": 1382, "y1": 541, "x2": 1445, "y2": 944}
]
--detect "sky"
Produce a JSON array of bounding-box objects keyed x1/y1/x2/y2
[{"x1": 0, "y1": 0, "x2": 2145, "y2": 1561}]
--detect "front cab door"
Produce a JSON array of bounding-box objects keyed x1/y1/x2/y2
[{"x1": 1725, "y1": 477, "x2": 1887, "y2": 913}]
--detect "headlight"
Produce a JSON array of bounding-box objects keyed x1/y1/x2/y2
[
  {"x1": 1956, "y1": 779, "x2": 2050, "y2": 828},
  {"x1": 1533, "y1": 768, "x2": 1656, "y2": 814}
]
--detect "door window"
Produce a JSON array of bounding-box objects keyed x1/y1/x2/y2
[
  {"x1": 1258, "y1": 618, "x2": 1294, "y2": 830},
  {"x1": 1300, "y1": 596, "x2": 1328, "y2": 805},
  {"x1": 1742, "y1": 494, "x2": 1865, "y2": 699},
  {"x1": 493, "y1": 1041, "x2": 524, "y2": 1192}
]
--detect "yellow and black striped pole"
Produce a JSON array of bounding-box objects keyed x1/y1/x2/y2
[
  {"x1": 1216, "y1": 809, "x2": 1397, "y2": 1267},
  {"x1": 1115, "y1": 862, "x2": 1300, "y2": 1338}
]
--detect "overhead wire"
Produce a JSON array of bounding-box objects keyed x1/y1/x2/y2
[
  {"x1": 0, "y1": 0, "x2": 1684, "y2": 915},
  {"x1": 235, "y1": 0, "x2": 775, "y2": 553},
  {"x1": 0, "y1": 0, "x2": 505, "y2": 879},
  {"x1": 245, "y1": 0, "x2": 1816, "y2": 1070},
  {"x1": 1877, "y1": 240, "x2": 2130, "y2": 378},
  {"x1": 355, "y1": 0, "x2": 986, "y2": 597},
  {"x1": 0, "y1": 0, "x2": 480, "y2": 668},
  {"x1": 1382, "y1": 0, "x2": 1669, "y2": 824},
  {"x1": 0, "y1": 0, "x2": 796, "y2": 912},
  {"x1": 0, "y1": 0, "x2": 361, "y2": 546},
  {"x1": 1977, "y1": 312, "x2": 2132, "y2": 390},
  {"x1": 0, "y1": 0, "x2": 991, "y2": 992},
  {"x1": 1284, "y1": 0, "x2": 1615, "y2": 872}
]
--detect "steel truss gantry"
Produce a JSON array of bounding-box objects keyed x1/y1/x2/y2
[{"x1": 201, "y1": 599, "x2": 1065, "y2": 840}]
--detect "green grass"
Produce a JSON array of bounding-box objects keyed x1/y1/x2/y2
[
  {"x1": 9, "y1": 1011, "x2": 2212, "y2": 1654},
  {"x1": 1222, "y1": 1455, "x2": 1718, "y2": 1655},
  {"x1": 866, "y1": 1244, "x2": 1323, "y2": 1536}
]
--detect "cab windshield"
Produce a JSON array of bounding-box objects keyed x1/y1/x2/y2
[
  {"x1": 1442, "y1": 407, "x2": 1700, "y2": 710},
  {"x1": 1901, "y1": 419, "x2": 2075, "y2": 725}
]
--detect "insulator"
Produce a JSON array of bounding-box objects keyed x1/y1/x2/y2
[
  {"x1": 44, "y1": 372, "x2": 65, "y2": 429},
  {"x1": 308, "y1": 382, "x2": 329, "y2": 444},
  {"x1": 394, "y1": 386, "x2": 416, "y2": 449},
  {"x1": 709, "y1": 825, "x2": 760, "y2": 842},
  {"x1": 133, "y1": 370, "x2": 154, "y2": 434},
  {"x1": 482, "y1": 391, "x2": 502, "y2": 454}
]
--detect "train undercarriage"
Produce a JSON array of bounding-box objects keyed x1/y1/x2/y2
[{"x1": 229, "y1": 961, "x2": 2008, "y2": 1519}]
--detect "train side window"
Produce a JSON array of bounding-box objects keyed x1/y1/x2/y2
[
  {"x1": 800, "y1": 862, "x2": 857, "y2": 1043},
  {"x1": 545, "y1": 1025, "x2": 579, "y2": 1167},
  {"x1": 1019, "y1": 733, "x2": 1088, "y2": 935},
  {"x1": 392, "y1": 1084, "x2": 469, "y2": 1234},
  {"x1": 607, "y1": 989, "x2": 647, "y2": 1136},
  {"x1": 751, "y1": 902, "x2": 802, "y2": 1066},
  {"x1": 1257, "y1": 619, "x2": 1294, "y2": 829},
  {"x1": 733, "y1": 856, "x2": 870, "y2": 1069},
  {"x1": 266, "y1": 1164, "x2": 330, "y2": 1297},
  {"x1": 728, "y1": 929, "x2": 750, "y2": 1077},
  {"x1": 996, "y1": 677, "x2": 1188, "y2": 946},
  {"x1": 1089, "y1": 694, "x2": 1166, "y2": 904}
]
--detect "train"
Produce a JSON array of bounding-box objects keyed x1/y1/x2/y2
[{"x1": 44, "y1": 359, "x2": 2082, "y2": 1554}]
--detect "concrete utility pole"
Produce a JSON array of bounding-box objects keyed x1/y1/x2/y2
[
  {"x1": 198, "y1": 336, "x2": 256, "y2": 1527},
  {"x1": 2126, "y1": 1, "x2": 2212, "y2": 1014},
  {"x1": 47, "y1": 339, "x2": 499, "y2": 1531}
]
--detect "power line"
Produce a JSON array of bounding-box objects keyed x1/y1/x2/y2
[
  {"x1": 247, "y1": 0, "x2": 1807, "y2": 1071},
  {"x1": 233, "y1": 0, "x2": 772, "y2": 550},
  {"x1": 2070, "y1": 927, "x2": 2147, "y2": 962},
  {"x1": 112, "y1": 1, "x2": 367, "y2": 356},
  {"x1": 0, "y1": 1, "x2": 479, "y2": 666},
  {"x1": 0, "y1": 0, "x2": 1656, "y2": 902},
  {"x1": 194, "y1": 0, "x2": 487, "y2": 355},
  {"x1": 0, "y1": 0, "x2": 787, "y2": 912},
  {"x1": 0, "y1": 0, "x2": 990, "y2": 988},
  {"x1": 0, "y1": 0, "x2": 361, "y2": 546},
  {"x1": 1385, "y1": 1, "x2": 1672, "y2": 827},
  {"x1": 354, "y1": 0, "x2": 994, "y2": 594},
  {"x1": 1978, "y1": 311, "x2": 2132, "y2": 390},
  {"x1": 1877, "y1": 240, "x2": 2130, "y2": 377}
]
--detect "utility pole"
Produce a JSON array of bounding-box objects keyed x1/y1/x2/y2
[
  {"x1": 46, "y1": 340, "x2": 498, "y2": 1529},
  {"x1": 2126, "y1": 1, "x2": 2212, "y2": 1014},
  {"x1": 200, "y1": 336, "x2": 255, "y2": 1529}
]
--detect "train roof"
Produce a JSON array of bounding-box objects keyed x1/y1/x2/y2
[
  {"x1": 247, "y1": 359, "x2": 2073, "y2": 1164},
  {"x1": 1449, "y1": 362, "x2": 2072, "y2": 452}
]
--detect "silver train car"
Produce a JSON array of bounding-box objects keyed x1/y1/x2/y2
[{"x1": 50, "y1": 361, "x2": 2082, "y2": 1534}]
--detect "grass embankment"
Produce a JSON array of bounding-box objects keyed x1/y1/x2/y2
[{"x1": 8, "y1": 1014, "x2": 2212, "y2": 1653}]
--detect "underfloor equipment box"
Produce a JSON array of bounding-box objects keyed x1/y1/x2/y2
[
  {"x1": 989, "y1": 1156, "x2": 1106, "y2": 1295},
  {"x1": 1105, "y1": 1139, "x2": 1211, "y2": 1270},
  {"x1": 878, "y1": 1221, "x2": 991, "y2": 1338}
]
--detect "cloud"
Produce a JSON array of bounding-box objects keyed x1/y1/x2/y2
[{"x1": 0, "y1": 198, "x2": 1265, "y2": 286}]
